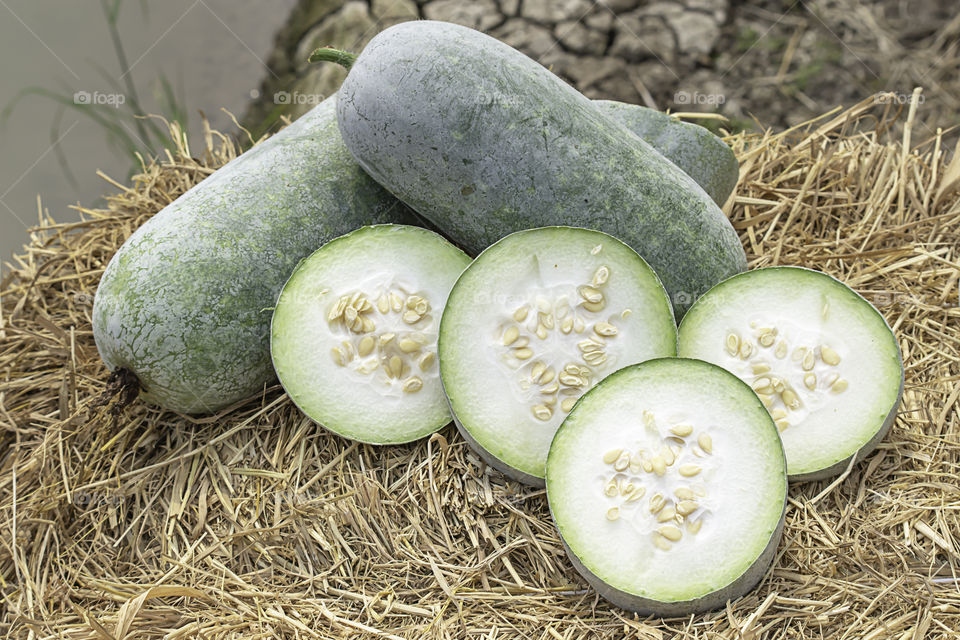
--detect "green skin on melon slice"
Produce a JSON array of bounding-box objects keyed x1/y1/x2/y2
[
  {"x1": 546, "y1": 358, "x2": 787, "y2": 615},
  {"x1": 271, "y1": 225, "x2": 470, "y2": 444},
  {"x1": 439, "y1": 227, "x2": 677, "y2": 486},
  {"x1": 677, "y1": 267, "x2": 903, "y2": 481}
]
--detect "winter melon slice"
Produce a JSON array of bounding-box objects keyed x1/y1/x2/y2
[
  {"x1": 271, "y1": 224, "x2": 470, "y2": 444},
  {"x1": 439, "y1": 227, "x2": 677, "y2": 485},
  {"x1": 547, "y1": 357, "x2": 787, "y2": 615},
  {"x1": 678, "y1": 267, "x2": 903, "y2": 480}
]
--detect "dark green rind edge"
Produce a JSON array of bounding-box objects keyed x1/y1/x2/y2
[
  {"x1": 92, "y1": 98, "x2": 417, "y2": 414},
  {"x1": 677, "y1": 266, "x2": 905, "y2": 482},
  {"x1": 594, "y1": 100, "x2": 740, "y2": 206},
  {"x1": 335, "y1": 21, "x2": 746, "y2": 319},
  {"x1": 269, "y1": 223, "x2": 469, "y2": 445},
  {"x1": 545, "y1": 357, "x2": 787, "y2": 616},
  {"x1": 438, "y1": 226, "x2": 677, "y2": 486}
]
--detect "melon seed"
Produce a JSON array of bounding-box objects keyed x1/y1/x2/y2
[
  {"x1": 502, "y1": 326, "x2": 520, "y2": 346},
  {"x1": 578, "y1": 285, "x2": 603, "y2": 304},
  {"x1": 358, "y1": 336, "x2": 375, "y2": 357},
  {"x1": 674, "y1": 488, "x2": 695, "y2": 501},
  {"x1": 602, "y1": 448, "x2": 623, "y2": 464},
  {"x1": 831, "y1": 378, "x2": 849, "y2": 393},
  {"x1": 653, "y1": 534, "x2": 672, "y2": 551},
  {"x1": 781, "y1": 388, "x2": 800, "y2": 409},
  {"x1": 739, "y1": 342, "x2": 754, "y2": 359},
  {"x1": 758, "y1": 330, "x2": 775, "y2": 347},
  {"x1": 657, "y1": 506, "x2": 676, "y2": 523},
  {"x1": 561, "y1": 398, "x2": 577, "y2": 412},
  {"x1": 676, "y1": 500, "x2": 698, "y2": 516},
  {"x1": 802, "y1": 350, "x2": 815, "y2": 371},
  {"x1": 418, "y1": 352, "x2": 435, "y2": 371},
  {"x1": 649, "y1": 494, "x2": 665, "y2": 514},
  {"x1": 659, "y1": 525, "x2": 683, "y2": 542},
  {"x1": 594, "y1": 322, "x2": 618, "y2": 337},
  {"x1": 514, "y1": 347, "x2": 534, "y2": 360},
  {"x1": 613, "y1": 455, "x2": 630, "y2": 472},
  {"x1": 389, "y1": 355, "x2": 404, "y2": 379},
  {"x1": 686, "y1": 518, "x2": 703, "y2": 534},
  {"x1": 560, "y1": 316, "x2": 574, "y2": 334},
  {"x1": 775, "y1": 340, "x2": 788, "y2": 359},
  {"x1": 804, "y1": 373, "x2": 817, "y2": 390},
  {"x1": 679, "y1": 464, "x2": 701, "y2": 477},
  {"x1": 532, "y1": 404, "x2": 552, "y2": 421},
  {"x1": 604, "y1": 481, "x2": 619, "y2": 497},
  {"x1": 331, "y1": 347, "x2": 346, "y2": 366},
  {"x1": 402, "y1": 376, "x2": 423, "y2": 393},
  {"x1": 398, "y1": 338, "x2": 420, "y2": 353},
  {"x1": 725, "y1": 332, "x2": 740, "y2": 356},
  {"x1": 592, "y1": 265, "x2": 610, "y2": 286},
  {"x1": 752, "y1": 362, "x2": 771, "y2": 375},
  {"x1": 697, "y1": 433, "x2": 713, "y2": 454},
  {"x1": 821, "y1": 345, "x2": 841, "y2": 366},
  {"x1": 606, "y1": 507, "x2": 620, "y2": 522},
  {"x1": 670, "y1": 424, "x2": 693, "y2": 437},
  {"x1": 402, "y1": 310, "x2": 421, "y2": 324},
  {"x1": 513, "y1": 305, "x2": 530, "y2": 323}
]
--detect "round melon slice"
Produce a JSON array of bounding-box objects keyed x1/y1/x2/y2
[
  {"x1": 271, "y1": 224, "x2": 471, "y2": 444},
  {"x1": 439, "y1": 227, "x2": 677, "y2": 485},
  {"x1": 546, "y1": 358, "x2": 787, "y2": 615},
  {"x1": 677, "y1": 267, "x2": 903, "y2": 481}
]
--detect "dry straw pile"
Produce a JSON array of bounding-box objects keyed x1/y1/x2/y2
[{"x1": 1, "y1": 91, "x2": 958, "y2": 638}]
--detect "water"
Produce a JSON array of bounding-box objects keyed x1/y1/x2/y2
[{"x1": 0, "y1": 0, "x2": 297, "y2": 269}]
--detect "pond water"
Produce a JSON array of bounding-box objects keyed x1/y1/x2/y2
[{"x1": 0, "y1": 0, "x2": 297, "y2": 269}]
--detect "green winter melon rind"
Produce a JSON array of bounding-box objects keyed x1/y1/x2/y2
[
  {"x1": 547, "y1": 358, "x2": 787, "y2": 615},
  {"x1": 594, "y1": 100, "x2": 739, "y2": 206},
  {"x1": 93, "y1": 98, "x2": 416, "y2": 414},
  {"x1": 331, "y1": 20, "x2": 747, "y2": 317}
]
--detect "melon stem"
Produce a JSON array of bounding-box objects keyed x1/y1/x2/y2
[{"x1": 308, "y1": 47, "x2": 357, "y2": 69}]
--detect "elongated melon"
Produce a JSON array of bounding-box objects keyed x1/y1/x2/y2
[
  {"x1": 594, "y1": 100, "x2": 739, "y2": 206},
  {"x1": 93, "y1": 98, "x2": 416, "y2": 414},
  {"x1": 316, "y1": 20, "x2": 747, "y2": 316}
]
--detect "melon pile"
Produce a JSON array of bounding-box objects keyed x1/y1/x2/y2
[{"x1": 92, "y1": 20, "x2": 902, "y2": 617}]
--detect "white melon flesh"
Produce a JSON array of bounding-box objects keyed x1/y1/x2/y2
[
  {"x1": 678, "y1": 267, "x2": 903, "y2": 480},
  {"x1": 546, "y1": 358, "x2": 787, "y2": 615},
  {"x1": 439, "y1": 227, "x2": 677, "y2": 485},
  {"x1": 271, "y1": 225, "x2": 471, "y2": 444}
]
